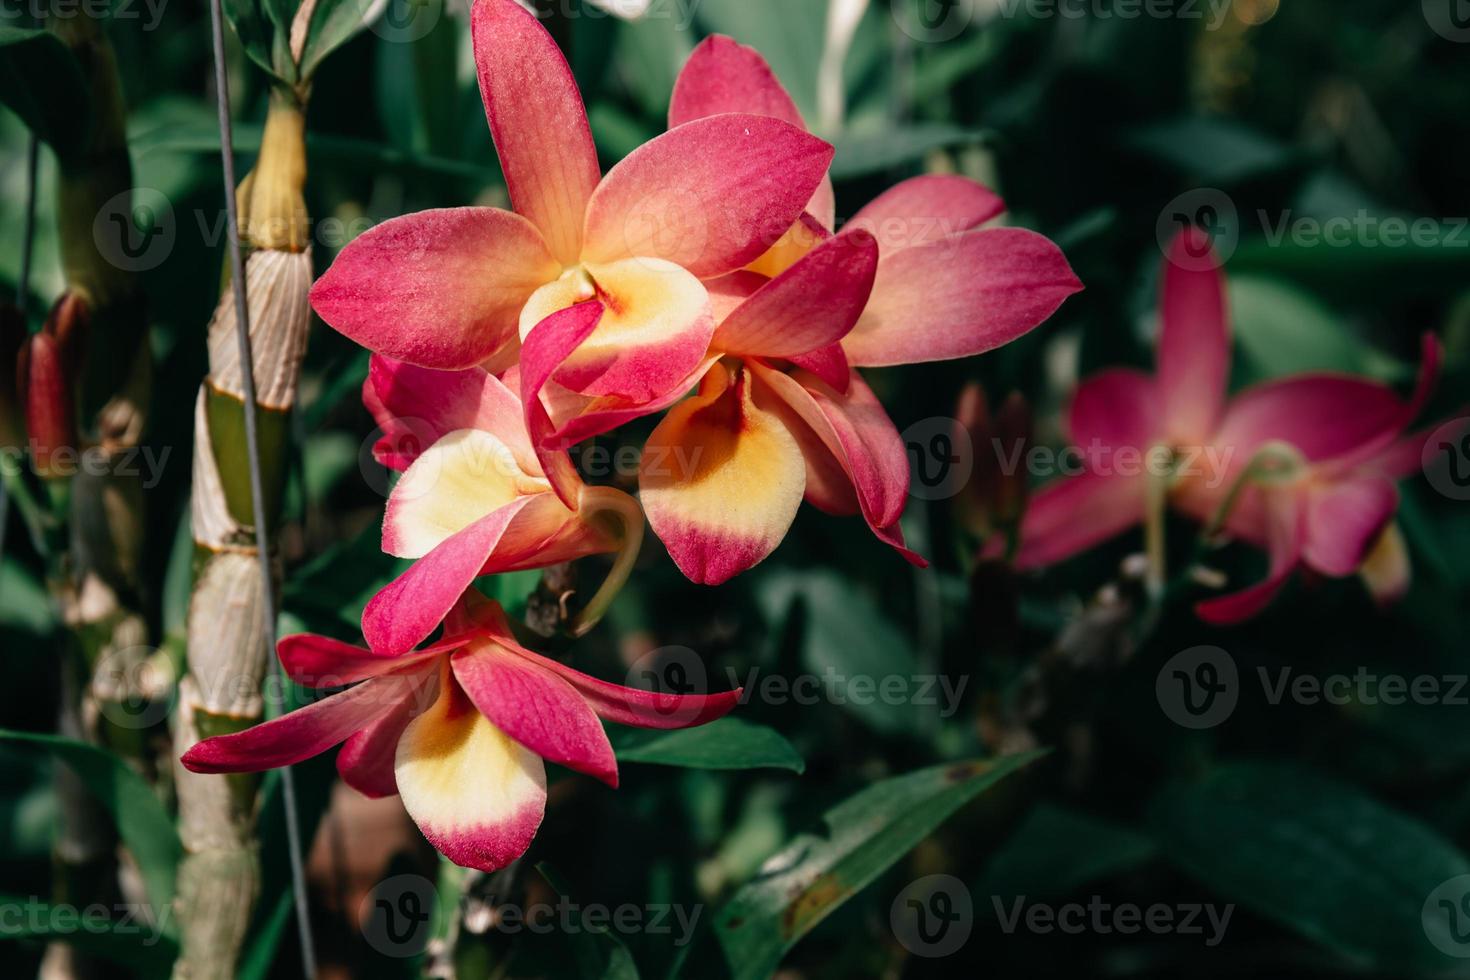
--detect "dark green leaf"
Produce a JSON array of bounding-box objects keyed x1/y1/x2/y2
[
  {"x1": 538, "y1": 863, "x2": 641, "y2": 980},
  {"x1": 1150, "y1": 762, "x2": 1470, "y2": 972},
  {"x1": 610, "y1": 717, "x2": 804, "y2": 773},
  {"x1": 829, "y1": 123, "x2": 984, "y2": 180},
  {"x1": 0, "y1": 26, "x2": 92, "y2": 162},
  {"x1": 0, "y1": 732, "x2": 182, "y2": 924},
  {"x1": 977, "y1": 803, "x2": 1158, "y2": 900},
  {"x1": 0, "y1": 892, "x2": 178, "y2": 975},
  {"x1": 715, "y1": 751, "x2": 1046, "y2": 980}
]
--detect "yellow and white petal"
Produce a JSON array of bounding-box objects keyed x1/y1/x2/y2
[
  {"x1": 384, "y1": 428, "x2": 551, "y2": 559},
  {"x1": 519, "y1": 257, "x2": 715, "y2": 404},
  {"x1": 1360, "y1": 521, "x2": 1411, "y2": 607},
  {"x1": 394, "y1": 664, "x2": 547, "y2": 873},
  {"x1": 638, "y1": 364, "x2": 805, "y2": 585}
]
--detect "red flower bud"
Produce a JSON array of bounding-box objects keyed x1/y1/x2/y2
[{"x1": 19, "y1": 293, "x2": 87, "y2": 478}]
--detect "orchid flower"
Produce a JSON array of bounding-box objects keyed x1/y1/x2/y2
[
  {"x1": 359, "y1": 354, "x2": 643, "y2": 654},
  {"x1": 181, "y1": 591, "x2": 741, "y2": 872},
  {"x1": 1012, "y1": 227, "x2": 1445, "y2": 622},
  {"x1": 537, "y1": 36, "x2": 1075, "y2": 583},
  {"x1": 312, "y1": 0, "x2": 832, "y2": 442}
]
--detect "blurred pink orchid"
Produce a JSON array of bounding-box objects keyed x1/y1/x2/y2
[
  {"x1": 311, "y1": 0, "x2": 832, "y2": 428},
  {"x1": 1012, "y1": 227, "x2": 1445, "y2": 622},
  {"x1": 182, "y1": 591, "x2": 741, "y2": 872},
  {"x1": 359, "y1": 354, "x2": 643, "y2": 654}
]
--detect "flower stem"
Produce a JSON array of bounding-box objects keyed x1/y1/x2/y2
[{"x1": 569, "y1": 486, "x2": 645, "y2": 638}]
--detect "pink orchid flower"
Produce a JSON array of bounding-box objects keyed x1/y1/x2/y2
[
  {"x1": 1013, "y1": 227, "x2": 1443, "y2": 622},
  {"x1": 359, "y1": 354, "x2": 644, "y2": 654},
  {"x1": 181, "y1": 591, "x2": 741, "y2": 873},
  {"x1": 524, "y1": 36, "x2": 1074, "y2": 584},
  {"x1": 311, "y1": 0, "x2": 832, "y2": 428}
]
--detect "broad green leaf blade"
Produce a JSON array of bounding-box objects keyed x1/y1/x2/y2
[
  {"x1": 977, "y1": 803, "x2": 1158, "y2": 901},
  {"x1": 0, "y1": 26, "x2": 92, "y2": 162},
  {"x1": 829, "y1": 124, "x2": 984, "y2": 180},
  {"x1": 1150, "y1": 762, "x2": 1470, "y2": 973},
  {"x1": 537, "y1": 863, "x2": 641, "y2": 980},
  {"x1": 715, "y1": 751, "x2": 1046, "y2": 980},
  {"x1": 0, "y1": 892, "x2": 178, "y2": 975},
  {"x1": 300, "y1": 0, "x2": 382, "y2": 79},
  {"x1": 1228, "y1": 275, "x2": 1407, "y2": 384},
  {"x1": 610, "y1": 717, "x2": 804, "y2": 773},
  {"x1": 223, "y1": 0, "x2": 282, "y2": 81},
  {"x1": 0, "y1": 732, "x2": 182, "y2": 924}
]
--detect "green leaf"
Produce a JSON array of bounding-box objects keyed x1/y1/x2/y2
[
  {"x1": 694, "y1": 0, "x2": 825, "y2": 124},
  {"x1": 0, "y1": 26, "x2": 92, "y2": 162},
  {"x1": 1126, "y1": 116, "x2": 1295, "y2": 183},
  {"x1": 1228, "y1": 275, "x2": 1408, "y2": 384},
  {"x1": 610, "y1": 717, "x2": 804, "y2": 773},
  {"x1": 236, "y1": 891, "x2": 293, "y2": 980},
  {"x1": 0, "y1": 558, "x2": 56, "y2": 636},
  {"x1": 758, "y1": 570, "x2": 921, "y2": 735},
  {"x1": 977, "y1": 804, "x2": 1158, "y2": 900},
  {"x1": 300, "y1": 0, "x2": 380, "y2": 80},
  {"x1": 0, "y1": 732, "x2": 182, "y2": 924},
  {"x1": 1150, "y1": 761, "x2": 1470, "y2": 972},
  {"x1": 715, "y1": 751, "x2": 1046, "y2": 980},
  {"x1": 829, "y1": 123, "x2": 983, "y2": 180},
  {"x1": 0, "y1": 892, "x2": 178, "y2": 975},
  {"x1": 223, "y1": 0, "x2": 283, "y2": 82},
  {"x1": 538, "y1": 863, "x2": 641, "y2": 980}
]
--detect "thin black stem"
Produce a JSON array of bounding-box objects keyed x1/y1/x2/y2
[
  {"x1": 17, "y1": 134, "x2": 38, "y2": 313},
  {"x1": 205, "y1": 4, "x2": 317, "y2": 977}
]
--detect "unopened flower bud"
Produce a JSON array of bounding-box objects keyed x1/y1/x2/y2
[{"x1": 20, "y1": 293, "x2": 88, "y2": 478}]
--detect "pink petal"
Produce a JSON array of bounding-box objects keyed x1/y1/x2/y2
[
  {"x1": 310, "y1": 208, "x2": 559, "y2": 371},
  {"x1": 452, "y1": 644, "x2": 618, "y2": 786},
  {"x1": 364, "y1": 494, "x2": 600, "y2": 655},
  {"x1": 786, "y1": 344, "x2": 850, "y2": 392},
  {"x1": 1012, "y1": 472, "x2": 1147, "y2": 570},
  {"x1": 845, "y1": 227, "x2": 1082, "y2": 367},
  {"x1": 669, "y1": 35, "x2": 806, "y2": 129},
  {"x1": 181, "y1": 673, "x2": 421, "y2": 774},
  {"x1": 471, "y1": 0, "x2": 600, "y2": 265},
  {"x1": 1068, "y1": 369, "x2": 1160, "y2": 461},
  {"x1": 1301, "y1": 477, "x2": 1398, "y2": 577},
  {"x1": 1196, "y1": 487, "x2": 1305, "y2": 624},
  {"x1": 366, "y1": 356, "x2": 538, "y2": 475},
  {"x1": 581, "y1": 114, "x2": 834, "y2": 279},
  {"x1": 519, "y1": 300, "x2": 611, "y2": 505},
  {"x1": 845, "y1": 175, "x2": 1005, "y2": 254},
  {"x1": 1157, "y1": 227, "x2": 1230, "y2": 444},
  {"x1": 277, "y1": 633, "x2": 459, "y2": 688},
  {"x1": 712, "y1": 231, "x2": 877, "y2": 359},
  {"x1": 337, "y1": 692, "x2": 424, "y2": 799}
]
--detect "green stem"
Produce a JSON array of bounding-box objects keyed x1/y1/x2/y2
[{"x1": 568, "y1": 486, "x2": 644, "y2": 638}]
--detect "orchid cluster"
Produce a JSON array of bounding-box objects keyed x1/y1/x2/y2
[
  {"x1": 181, "y1": 0, "x2": 1080, "y2": 871},
  {"x1": 1011, "y1": 227, "x2": 1451, "y2": 623}
]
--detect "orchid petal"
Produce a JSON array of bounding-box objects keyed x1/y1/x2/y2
[
  {"x1": 713, "y1": 231, "x2": 877, "y2": 359},
  {"x1": 1157, "y1": 227, "x2": 1230, "y2": 443},
  {"x1": 1360, "y1": 522, "x2": 1411, "y2": 606},
  {"x1": 181, "y1": 673, "x2": 421, "y2": 774},
  {"x1": 1301, "y1": 477, "x2": 1398, "y2": 577},
  {"x1": 845, "y1": 175, "x2": 1005, "y2": 254},
  {"x1": 452, "y1": 644, "x2": 618, "y2": 787},
  {"x1": 1012, "y1": 472, "x2": 1147, "y2": 570},
  {"x1": 394, "y1": 665, "x2": 546, "y2": 872},
  {"x1": 845, "y1": 227, "x2": 1081, "y2": 367},
  {"x1": 1196, "y1": 486, "x2": 1305, "y2": 624},
  {"x1": 1068, "y1": 369, "x2": 1160, "y2": 461},
  {"x1": 337, "y1": 692, "x2": 424, "y2": 799},
  {"x1": 786, "y1": 343, "x2": 850, "y2": 392},
  {"x1": 310, "y1": 208, "x2": 558, "y2": 371},
  {"x1": 520, "y1": 300, "x2": 608, "y2": 505},
  {"x1": 582, "y1": 114, "x2": 833, "y2": 279},
  {"x1": 640, "y1": 365, "x2": 806, "y2": 584},
  {"x1": 277, "y1": 633, "x2": 459, "y2": 688},
  {"x1": 471, "y1": 0, "x2": 600, "y2": 264}
]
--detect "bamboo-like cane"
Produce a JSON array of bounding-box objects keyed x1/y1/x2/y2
[{"x1": 169, "y1": 90, "x2": 313, "y2": 980}]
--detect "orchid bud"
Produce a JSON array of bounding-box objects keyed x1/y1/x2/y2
[
  {"x1": 0, "y1": 303, "x2": 25, "y2": 451},
  {"x1": 992, "y1": 392, "x2": 1033, "y2": 533},
  {"x1": 956, "y1": 385, "x2": 1032, "y2": 547},
  {"x1": 954, "y1": 382, "x2": 993, "y2": 537},
  {"x1": 20, "y1": 293, "x2": 87, "y2": 478}
]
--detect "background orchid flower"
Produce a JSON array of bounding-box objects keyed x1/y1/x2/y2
[
  {"x1": 361, "y1": 355, "x2": 643, "y2": 653},
  {"x1": 182, "y1": 591, "x2": 741, "y2": 873},
  {"x1": 1013, "y1": 227, "x2": 1447, "y2": 622},
  {"x1": 312, "y1": 0, "x2": 833, "y2": 436}
]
